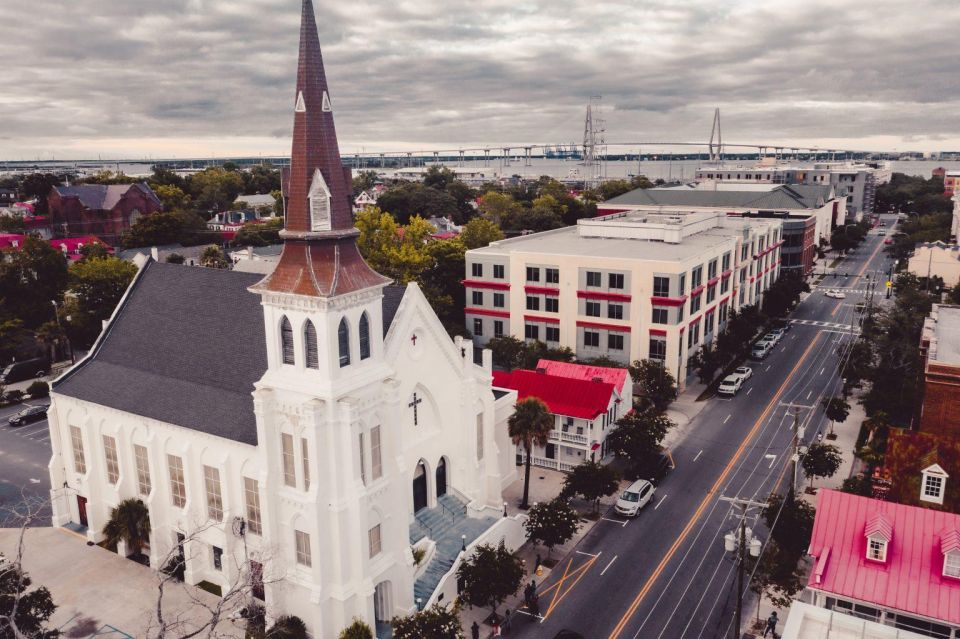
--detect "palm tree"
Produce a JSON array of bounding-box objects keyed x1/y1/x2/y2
[
  {"x1": 508, "y1": 397, "x2": 554, "y2": 509},
  {"x1": 102, "y1": 498, "x2": 151, "y2": 560}
]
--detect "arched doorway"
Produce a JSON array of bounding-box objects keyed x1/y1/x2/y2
[
  {"x1": 374, "y1": 580, "x2": 392, "y2": 625},
  {"x1": 436, "y1": 457, "x2": 447, "y2": 498},
  {"x1": 413, "y1": 461, "x2": 428, "y2": 512}
]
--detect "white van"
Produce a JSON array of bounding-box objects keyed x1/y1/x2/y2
[{"x1": 614, "y1": 479, "x2": 656, "y2": 517}]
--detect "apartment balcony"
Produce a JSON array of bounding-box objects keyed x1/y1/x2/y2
[{"x1": 549, "y1": 429, "x2": 588, "y2": 445}]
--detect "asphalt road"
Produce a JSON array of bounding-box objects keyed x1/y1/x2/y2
[
  {"x1": 0, "y1": 399, "x2": 53, "y2": 526},
  {"x1": 511, "y1": 215, "x2": 897, "y2": 639}
]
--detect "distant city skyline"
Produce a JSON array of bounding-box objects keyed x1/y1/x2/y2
[{"x1": 3, "y1": 0, "x2": 959, "y2": 160}]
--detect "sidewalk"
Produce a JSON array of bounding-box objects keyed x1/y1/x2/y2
[{"x1": 662, "y1": 379, "x2": 710, "y2": 453}]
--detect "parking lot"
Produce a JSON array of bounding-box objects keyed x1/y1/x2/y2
[{"x1": 0, "y1": 400, "x2": 53, "y2": 526}]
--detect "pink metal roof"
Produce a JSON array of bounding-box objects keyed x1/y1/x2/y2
[
  {"x1": 492, "y1": 369, "x2": 615, "y2": 420},
  {"x1": 865, "y1": 512, "x2": 894, "y2": 541},
  {"x1": 534, "y1": 359, "x2": 630, "y2": 395},
  {"x1": 942, "y1": 528, "x2": 960, "y2": 555},
  {"x1": 808, "y1": 489, "x2": 960, "y2": 624}
]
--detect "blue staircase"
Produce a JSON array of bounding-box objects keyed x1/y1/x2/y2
[{"x1": 411, "y1": 493, "x2": 497, "y2": 605}]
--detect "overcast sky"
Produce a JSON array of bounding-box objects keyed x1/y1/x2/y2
[{"x1": 3, "y1": 0, "x2": 959, "y2": 160}]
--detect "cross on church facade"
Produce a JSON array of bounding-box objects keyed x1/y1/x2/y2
[
  {"x1": 410, "y1": 333, "x2": 418, "y2": 346},
  {"x1": 408, "y1": 392, "x2": 423, "y2": 426}
]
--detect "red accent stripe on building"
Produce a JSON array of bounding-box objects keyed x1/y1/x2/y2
[
  {"x1": 688, "y1": 316, "x2": 701, "y2": 328},
  {"x1": 576, "y1": 320, "x2": 631, "y2": 333},
  {"x1": 577, "y1": 290, "x2": 632, "y2": 302},
  {"x1": 649, "y1": 328, "x2": 668, "y2": 336},
  {"x1": 525, "y1": 285, "x2": 560, "y2": 295},
  {"x1": 721, "y1": 269, "x2": 733, "y2": 279},
  {"x1": 524, "y1": 314, "x2": 560, "y2": 325},
  {"x1": 464, "y1": 307, "x2": 510, "y2": 318},
  {"x1": 689, "y1": 285, "x2": 706, "y2": 296},
  {"x1": 651, "y1": 295, "x2": 688, "y2": 307},
  {"x1": 461, "y1": 279, "x2": 511, "y2": 290},
  {"x1": 707, "y1": 276, "x2": 720, "y2": 287}
]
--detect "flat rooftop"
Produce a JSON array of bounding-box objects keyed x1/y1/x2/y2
[
  {"x1": 931, "y1": 305, "x2": 960, "y2": 365},
  {"x1": 782, "y1": 602, "x2": 928, "y2": 639}
]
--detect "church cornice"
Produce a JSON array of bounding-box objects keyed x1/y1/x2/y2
[{"x1": 256, "y1": 285, "x2": 385, "y2": 312}]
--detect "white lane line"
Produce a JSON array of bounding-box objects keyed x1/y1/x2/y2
[
  {"x1": 806, "y1": 390, "x2": 812, "y2": 400},
  {"x1": 746, "y1": 388, "x2": 753, "y2": 396},
  {"x1": 693, "y1": 450, "x2": 703, "y2": 462},
  {"x1": 767, "y1": 455, "x2": 776, "y2": 469},
  {"x1": 764, "y1": 365, "x2": 771, "y2": 372},
  {"x1": 600, "y1": 517, "x2": 628, "y2": 528},
  {"x1": 601, "y1": 555, "x2": 618, "y2": 576},
  {"x1": 654, "y1": 494, "x2": 668, "y2": 511},
  {"x1": 820, "y1": 367, "x2": 825, "y2": 375},
  {"x1": 781, "y1": 346, "x2": 786, "y2": 353},
  {"x1": 29, "y1": 478, "x2": 41, "y2": 484},
  {"x1": 575, "y1": 550, "x2": 600, "y2": 557},
  {"x1": 723, "y1": 414, "x2": 731, "y2": 424}
]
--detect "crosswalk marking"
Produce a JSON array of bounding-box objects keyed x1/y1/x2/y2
[{"x1": 789, "y1": 319, "x2": 860, "y2": 333}]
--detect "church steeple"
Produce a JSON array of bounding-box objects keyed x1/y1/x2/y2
[{"x1": 253, "y1": 0, "x2": 389, "y2": 297}]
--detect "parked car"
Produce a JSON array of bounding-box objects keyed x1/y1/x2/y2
[
  {"x1": 751, "y1": 343, "x2": 772, "y2": 360},
  {"x1": 734, "y1": 366, "x2": 753, "y2": 380},
  {"x1": 769, "y1": 328, "x2": 787, "y2": 341},
  {"x1": 628, "y1": 451, "x2": 673, "y2": 484},
  {"x1": 0, "y1": 358, "x2": 48, "y2": 385},
  {"x1": 718, "y1": 374, "x2": 744, "y2": 396},
  {"x1": 8, "y1": 405, "x2": 47, "y2": 427},
  {"x1": 615, "y1": 479, "x2": 656, "y2": 517},
  {"x1": 764, "y1": 332, "x2": 781, "y2": 345}
]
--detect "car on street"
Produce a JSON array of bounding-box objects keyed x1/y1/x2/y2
[
  {"x1": 764, "y1": 332, "x2": 781, "y2": 345},
  {"x1": 0, "y1": 358, "x2": 48, "y2": 385},
  {"x1": 769, "y1": 328, "x2": 787, "y2": 341},
  {"x1": 878, "y1": 230, "x2": 886, "y2": 236},
  {"x1": 884, "y1": 238, "x2": 893, "y2": 245},
  {"x1": 8, "y1": 405, "x2": 47, "y2": 427},
  {"x1": 614, "y1": 479, "x2": 656, "y2": 517},
  {"x1": 751, "y1": 342, "x2": 772, "y2": 360},
  {"x1": 718, "y1": 374, "x2": 744, "y2": 396},
  {"x1": 824, "y1": 289, "x2": 846, "y2": 299},
  {"x1": 734, "y1": 366, "x2": 753, "y2": 380}
]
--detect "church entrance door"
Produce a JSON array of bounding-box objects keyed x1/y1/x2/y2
[
  {"x1": 76, "y1": 496, "x2": 88, "y2": 528},
  {"x1": 413, "y1": 462, "x2": 428, "y2": 512},
  {"x1": 436, "y1": 458, "x2": 447, "y2": 497}
]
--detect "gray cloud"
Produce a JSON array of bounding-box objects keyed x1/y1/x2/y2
[{"x1": 1, "y1": 0, "x2": 959, "y2": 159}]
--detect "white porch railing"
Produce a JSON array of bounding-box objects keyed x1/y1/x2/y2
[
  {"x1": 549, "y1": 429, "x2": 588, "y2": 445},
  {"x1": 523, "y1": 455, "x2": 576, "y2": 472}
]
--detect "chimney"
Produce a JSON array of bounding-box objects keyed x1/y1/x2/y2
[
  {"x1": 150, "y1": 246, "x2": 159, "y2": 261},
  {"x1": 536, "y1": 367, "x2": 546, "y2": 374}
]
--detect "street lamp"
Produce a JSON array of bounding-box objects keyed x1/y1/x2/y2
[{"x1": 721, "y1": 497, "x2": 765, "y2": 639}]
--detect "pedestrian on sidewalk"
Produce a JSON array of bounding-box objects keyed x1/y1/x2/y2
[
  {"x1": 763, "y1": 611, "x2": 779, "y2": 638},
  {"x1": 471, "y1": 621, "x2": 480, "y2": 639}
]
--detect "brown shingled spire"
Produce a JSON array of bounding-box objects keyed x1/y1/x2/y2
[{"x1": 253, "y1": 0, "x2": 390, "y2": 297}]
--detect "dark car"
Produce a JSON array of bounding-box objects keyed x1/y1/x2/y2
[
  {"x1": 8, "y1": 405, "x2": 47, "y2": 427},
  {"x1": 0, "y1": 358, "x2": 48, "y2": 385},
  {"x1": 628, "y1": 451, "x2": 673, "y2": 485}
]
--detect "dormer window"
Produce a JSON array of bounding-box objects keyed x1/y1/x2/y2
[
  {"x1": 867, "y1": 537, "x2": 888, "y2": 562},
  {"x1": 308, "y1": 168, "x2": 332, "y2": 232},
  {"x1": 921, "y1": 464, "x2": 948, "y2": 505},
  {"x1": 864, "y1": 512, "x2": 892, "y2": 563},
  {"x1": 945, "y1": 551, "x2": 960, "y2": 578}
]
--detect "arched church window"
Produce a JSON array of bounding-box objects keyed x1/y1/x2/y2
[
  {"x1": 304, "y1": 320, "x2": 319, "y2": 369},
  {"x1": 338, "y1": 317, "x2": 351, "y2": 368},
  {"x1": 359, "y1": 313, "x2": 371, "y2": 360},
  {"x1": 280, "y1": 316, "x2": 295, "y2": 365}
]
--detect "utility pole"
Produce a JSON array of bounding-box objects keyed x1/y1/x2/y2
[
  {"x1": 720, "y1": 496, "x2": 765, "y2": 639},
  {"x1": 780, "y1": 403, "x2": 812, "y2": 499}
]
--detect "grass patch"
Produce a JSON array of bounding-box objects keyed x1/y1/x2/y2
[{"x1": 197, "y1": 580, "x2": 223, "y2": 597}]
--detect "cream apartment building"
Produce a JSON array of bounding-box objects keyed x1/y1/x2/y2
[{"x1": 465, "y1": 210, "x2": 782, "y2": 386}]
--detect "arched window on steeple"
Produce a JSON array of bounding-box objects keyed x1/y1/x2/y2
[
  {"x1": 280, "y1": 316, "x2": 295, "y2": 365},
  {"x1": 338, "y1": 317, "x2": 351, "y2": 368},
  {"x1": 304, "y1": 320, "x2": 319, "y2": 369},
  {"x1": 359, "y1": 313, "x2": 371, "y2": 360}
]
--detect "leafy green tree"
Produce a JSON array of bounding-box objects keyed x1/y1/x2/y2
[
  {"x1": 19, "y1": 172, "x2": 64, "y2": 215},
  {"x1": 478, "y1": 191, "x2": 522, "y2": 227},
  {"x1": 337, "y1": 618, "x2": 373, "y2": 639},
  {"x1": 629, "y1": 360, "x2": 677, "y2": 413},
  {"x1": 165, "y1": 253, "x2": 185, "y2": 264},
  {"x1": 123, "y1": 210, "x2": 206, "y2": 248},
  {"x1": 102, "y1": 498, "x2": 151, "y2": 559},
  {"x1": 242, "y1": 164, "x2": 282, "y2": 196},
  {"x1": 762, "y1": 271, "x2": 808, "y2": 318},
  {"x1": 460, "y1": 218, "x2": 504, "y2": 249},
  {"x1": 801, "y1": 443, "x2": 842, "y2": 489},
  {"x1": 822, "y1": 397, "x2": 850, "y2": 424},
  {"x1": 232, "y1": 218, "x2": 282, "y2": 247},
  {"x1": 352, "y1": 170, "x2": 379, "y2": 196},
  {"x1": 391, "y1": 604, "x2": 462, "y2": 639},
  {"x1": 749, "y1": 540, "x2": 807, "y2": 619},
  {"x1": 64, "y1": 255, "x2": 137, "y2": 348},
  {"x1": 423, "y1": 166, "x2": 457, "y2": 191},
  {"x1": 153, "y1": 184, "x2": 191, "y2": 211},
  {"x1": 840, "y1": 474, "x2": 873, "y2": 497},
  {"x1": 189, "y1": 167, "x2": 244, "y2": 212},
  {"x1": 147, "y1": 166, "x2": 186, "y2": 190},
  {"x1": 0, "y1": 216, "x2": 25, "y2": 233},
  {"x1": 78, "y1": 242, "x2": 110, "y2": 262},
  {"x1": 420, "y1": 238, "x2": 466, "y2": 328},
  {"x1": 503, "y1": 195, "x2": 564, "y2": 232},
  {"x1": 0, "y1": 563, "x2": 58, "y2": 638},
  {"x1": 606, "y1": 411, "x2": 674, "y2": 479},
  {"x1": 486, "y1": 336, "x2": 526, "y2": 370},
  {"x1": 377, "y1": 182, "x2": 458, "y2": 224},
  {"x1": 762, "y1": 492, "x2": 815, "y2": 557},
  {"x1": 524, "y1": 498, "x2": 581, "y2": 557},
  {"x1": 78, "y1": 170, "x2": 137, "y2": 185},
  {"x1": 200, "y1": 245, "x2": 230, "y2": 269},
  {"x1": 444, "y1": 180, "x2": 478, "y2": 224},
  {"x1": 456, "y1": 541, "x2": 524, "y2": 620},
  {"x1": 691, "y1": 342, "x2": 723, "y2": 384},
  {"x1": 0, "y1": 236, "x2": 68, "y2": 328},
  {"x1": 267, "y1": 615, "x2": 308, "y2": 639},
  {"x1": 561, "y1": 460, "x2": 620, "y2": 513},
  {"x1": 508, "y1": 397, "x2": 554, "y2": 509}
]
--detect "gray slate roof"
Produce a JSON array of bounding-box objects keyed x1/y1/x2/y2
[
  {"x1": 605, "y1": 184, "x2": 833, "y2": 210},
  {"x1": 55, "y1": 261, "x2": 405, "y2": 446},
  {"x1": 54, "y1": 183, "x2": 161, "y2": 211}
]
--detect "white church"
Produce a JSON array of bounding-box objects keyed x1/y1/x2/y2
[{"x1": 45, "y1": 2, "x2": 518, "y2": 635}]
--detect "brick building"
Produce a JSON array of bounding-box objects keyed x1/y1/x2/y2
[
  {"x1": 918, "y1": 304, "x2": 960, "y2": 437},
  {"x1": 48, "y1": 183, "x2": 162, "y2": 242}
]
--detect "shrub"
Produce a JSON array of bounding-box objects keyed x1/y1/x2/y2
[
  {"x1": 267, "y1": 615, "x2": 308, "y2": 639},
  {"x1": 4, "y1": 389, "x2": 24, "y2": 404},
  {"x1": 412, "y1": 546, "x2": 426, "y2": 566},
  {"x1": 338, "y1": 619, "x2": 373, "y2": 639},
  {"x1": 26, "y1": 381, "x2": 49, "y2": 398}
]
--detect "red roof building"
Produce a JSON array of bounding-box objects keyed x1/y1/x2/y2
[
  {"x1": 492, "y1": 367, "x2": 626, "y2": 471},
  {"x1": 0, "y1": 234, "x2": 111, "y2": 261},
  {"x1": 534, "y1": 359, "x2": 630, "y2": 397},
  {"x1": 806, "y1": 489, "x2": 960, "y2": 636}
]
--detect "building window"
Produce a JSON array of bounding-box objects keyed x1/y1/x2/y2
[
  {"x1": 359, "y1": 313, "x2": 371, "y2": 360},
  {"x1": 281, "y1": 433, "x2": 296, "y2": 488},
  {"x1": 649, "y1": 339, "x2": 666, "y2": 361},
  {"x1": 295, "y1": 530, "x2": 312, "y2": 566},
  {"x1": 301, "y1": 438, "x2": 311, "y2": 491},
  {"x1": 526, "y1": 296, "x2": 540, "y2": 311},
  {"x1": 546, "y1": 268, "x2": 560, "y2": 284},
  {"x1": 721, "y1": 278, "x2": 730, "y2": 294},
  {"x1": 608, "y1": 334, "x2": 624, "y2": 351},
  {"x1": 472, "y1": 263, "x2": 483, "y2": 277},
  {"x1": 707, "y1": 286, "x2": 716, "y2": 303},
  {"x1": 524, "y1": 324, "x2": 539, "y2": 340},
  {"x1": 608, "y1": 304, "x2": 623, "y2": 320},
  {"x1": 691, "y1": 266, "x2": 703, "y2": 288},
  {"x1": 212, "y1": 546, "x2": 223, "y2": 571},
  {"x1": 134, "y1": 444, "x2": 151, "y2": 496},
  {"x1": 280, "y1": 316, "x2": 295, "y2": 365},
  {"x1": 867, "y1": 537, "x2": 887, "y2": 562},
  {"x1": 204, "y1": 465, "x2": 223, "y2": 522},
  {"x1": 473, "y1": 318, "x2": 483, "y2": 336},
  {"x1": 476, "y1": 414, "x2": 484, "y2": 461},
  {"x1": 609, "y1": 273, "x2": 624, "y2": 289},
  {"x1": 546, "y1": 326, "x2": 560, "y2": 342},
  {"x1": 545, "y1": 297, "x2": 559, "y2": 313},
  {"x1": 304, "y1": 320, "x2": 319, "y2": 369},
  {"x1": 585, "y1": 301, "x2": 601, "y2": 317},
  {"x1": 652, "y1": 307, "x2": 668, "y2": 324},
  {"x1": 494, "y1": 320, "x2": 504, "y2": 337},
  {"x1": 371, "y1": 426, "x2": 382, "y2": 480},
  {"x1": 526, "y1": 266, "x2": 540, "y2": 282},
  {"x1": 359, "y1": 432, "x2": 367, "y2": 484},
  {"x1": 493, "y1": 264, "x2": 505, "y2": 279},
  {"x1": 168, "y1": 455, "x2": 186, "y2": 508},
  {"x1": 244, "y1": 477, "x2": 262, "y2": 535},
  {"x1": 922, "y1": 472, "x2": 945, "y2": 503},
  {"x1": 584, "y1": 331, "x2": 600, "y2": 347},
  {"x1": 368, "y1": 524, "x2": 382, "y2": 558},
  {"x1": 586, "y1": 271, "x2": 601, "y2": 287},
  {"x1": 708, "y1": 260, "x2": 718, "y2": 280},
  {"x1": 722, "y1": 252, "x2": 731, "y2": 271},
  {"x1": 653, "y1": 276, "x2": 670, "y2": 297},
  {"x1": 493, "y1": 293, "x2": 505, "y2": 308},
  {"x1": 473, "y1": 290, "x2": 484, "y2": 305},
  {"x1": 679, "y1": 273, "x2": 686, "y2": 296},
  {"x1": 103, "y1": 435, "x2": 119, "y2": 485},
  {"x1": 691, "y1": 294, "x2": 702, "y2": 313},
  {"x1": 677, "y1": 303, "x2": 684, "y2": 322},
  {"x1": 338, "y1": 317, "x2": 350, "y2": 367},
  {"x1": 705, "y1": 312, "x2": 715, "y2": 336},
  {"x1": 945, "y1": 551, "x2": 960, "y2": 578}
]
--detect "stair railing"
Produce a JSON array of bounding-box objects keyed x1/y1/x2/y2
[{"x1": 439, "y1": 499, "x2": 456, "y2": 523}]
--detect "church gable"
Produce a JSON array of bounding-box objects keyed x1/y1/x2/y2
[{"x1": 382, "y1": 282, "x2": 469, "y2": 377}]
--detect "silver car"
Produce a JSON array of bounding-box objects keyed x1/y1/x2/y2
[{"x1": 615, "y1": 479, "x2": 656, "y2": 517}]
